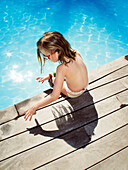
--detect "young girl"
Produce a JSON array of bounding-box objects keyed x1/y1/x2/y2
[{"x1": 23, "y1": 31, "x2": 88, "y2": 121}]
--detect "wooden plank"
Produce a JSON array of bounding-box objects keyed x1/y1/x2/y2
[
  {"x1": 43, "y1": 125, "x2": 128, "y2": 170},
  {"x1": 88, "y1": 76, "x2": 127, "y2": 102},
  {"x1": 0, "y1": 76, "x2": 127, "y2": 142},
  {"x1": 88, "y1": 146, "x2": 128, "y2": 170},
  {"x1": 0, "y1": 102, "x2": 127, "y2": 169},
  {"x1": 0, "y1": 105, "x2": 18, "y2": 125},
  {"x1": 116, "y1": 89, "x2": 128, "y2": 105},
  {"x1": 14, "y1": 89, "x2": 52, "y2": 117},
  {"x1": 0, "y1": 120, "x2": 127, "y2": 169},
  {"x1": 0, "y1": 90, "x2": 51, "y2": 125},
  {"x1": 88, "y1": 56, "x2": 128, "y2": 83},
  {"x1": 89, "y1": 65, "x2": 128, "y2": 89},
  {"x1": 120, "y1": 76, "x2": 128, "y2": 88}
]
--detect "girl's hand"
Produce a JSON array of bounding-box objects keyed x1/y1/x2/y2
[
  {"x1": 22, "y1": 106, "x2": 37, "y2": 121},
  {"x1": 36, "y1": 76, "x2": 49, "y2": 83}
]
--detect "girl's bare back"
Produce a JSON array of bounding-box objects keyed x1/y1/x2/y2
[{"x1": 65, "y1": 53, "x2": 88, "y2": 92}]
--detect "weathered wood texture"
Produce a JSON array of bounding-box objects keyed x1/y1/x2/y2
[{"x1": 0, "y1": 55, "x2": 128, "y2": 170}]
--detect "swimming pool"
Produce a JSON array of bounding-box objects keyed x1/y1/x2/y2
[{"x1": 0, "y1": 0, "x2": 128, "y2": 109}]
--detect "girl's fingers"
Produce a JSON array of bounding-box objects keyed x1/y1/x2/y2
[
  {"x1": 39, "y1": 78, "x2": 45, "y2": 82},
  {"x1": 24, "y1": 112, "x2": 28, "y2": 120},
  {"x1": 36, "y1": 77, "x2": 43, "y2": 80},
  {"x1": 27, "y1": 113, "x2": 33, "y2": 121},
  {"x1": 22, "y1": 107, "x2": 35, "y2": 121},
  {"x1": 29, "y1": 114, "x2": 33, "y2": 121},
  {"x1": 36, "y1": 77, "x2": 45, "y2": 82},
  {"x1": 24, "y1": 110, "x2": 34, "y2": 121},
  {"x1": 24, "y1": 112, "x2": 30, "y2": 121}
]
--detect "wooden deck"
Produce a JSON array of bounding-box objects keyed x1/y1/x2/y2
[{"x1": 0, "y1": 55, "x2": 128, "y2": 170}]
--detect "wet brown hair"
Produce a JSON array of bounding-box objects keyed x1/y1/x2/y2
[{"x1": 37, "y1": 31, "x2": 76, "y2": 73}]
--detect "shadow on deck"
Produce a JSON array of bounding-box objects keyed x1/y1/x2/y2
[{"x1": 27, "y1": 91, "x2": 98, "y2": 149}]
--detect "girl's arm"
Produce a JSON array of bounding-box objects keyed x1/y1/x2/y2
[{"x1": 22, "y1": 64, "x2": 66, "y2": 121}]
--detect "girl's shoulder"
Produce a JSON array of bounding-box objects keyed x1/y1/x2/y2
[{"x1": 56, "y1": 63, "x2": 67, "y2": 74}]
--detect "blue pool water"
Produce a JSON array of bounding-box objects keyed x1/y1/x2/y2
[{"x1": 0, "y1": 0, "x2": 128, "y2": 109}]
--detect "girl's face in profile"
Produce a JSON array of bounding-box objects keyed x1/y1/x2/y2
[{"x1": 40, "y1": 48, "x2": 59, "y2": 62}]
